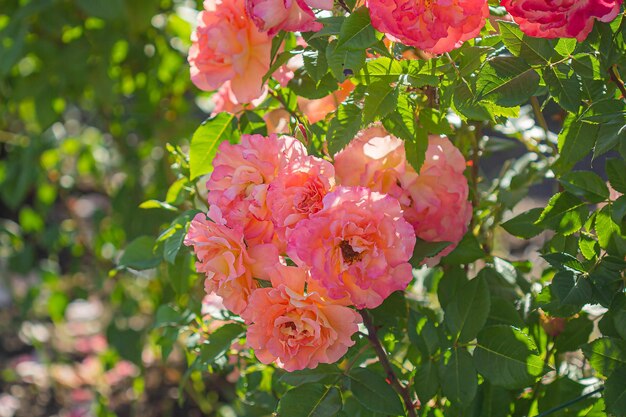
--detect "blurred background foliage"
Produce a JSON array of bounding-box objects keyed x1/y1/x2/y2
[{"x1": 0, "y1": 1, "x2": 225, "y2": 415}]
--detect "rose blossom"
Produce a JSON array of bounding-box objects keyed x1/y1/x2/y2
[
  {"x1": 502, "y1": 0, "x2": 622, "y2": 41},
  {"x1": 298, "y1": 80, "x2": 356, "y2": 124},
  {"x1": 184, "y1": 207, "x2": 278, "y2": 315},
  {"x1": 245, "y1": 0, "x2": 333, "y2": 36},
  {"x1": 365, "y1": 0, "x2": 489, "y2": 54},
  {"x1": 188, "y1": 0, "x2": 272, "y2": 103},
  {"x1": 399, "y1": 136, "x2": 472, "y2": 264},
  {"x1": 334, "y1": 127, "x2": 472, "y2": 264},
  {"x1": 242, "y1": 264, "x2": 361, "y2": 371},
  {"x1": 210, "y1": 81, "x2": 268, "y2": 116},
  {"x1": 287, "y1": 186, "x2": 416, "y2": 309},
  {"x1": 207, "y1": 134, "x2": 307, "y2": 246},
  {"x1": 266, "y1": 155, "x2": 336, "y2": 248}
]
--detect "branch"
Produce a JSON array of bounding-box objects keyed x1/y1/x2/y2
[
  {"x1": 609, "y1": 64, "x2": 626, "y2": 101},
  {"x1": 359, "y1": 310, "x2": 418, "y2": 417},
  {"x1": 336, "y1": 0, "x2": 351, "y2": 13}
]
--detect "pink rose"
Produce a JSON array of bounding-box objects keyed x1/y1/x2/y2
[
  {"x1": 188, "y1": 0, "x2": 272, "y2": 103},
  {"x1": 245, "y1": 0, "x2": 333, "y2": 36},
  {"x1": 502, "y1": 0, "x2": 622, "y2": 41},
  {"x1": 287, "y1": 186, "x2": 416, "y2": 309},
  {"x1": 266, "y1": 155, "x2": 336, "y2": 249},
  {"x1": 334, "y1": 125, "x2": 408, "y2": 201},
  {"x1": 207, "y1": 134, "x2": 307, "y2": 246},
  {"x1": 365, "y1": 0, "x2": 489, "y2": 54},
  {"x1": 241, "y1": 264, "x2": 361, "y2": 371},
  {"x1": 184, "y1": 208, "x2": 278, "y2": 315},
  {"x1": 334, "y1": 128, "x2": 472, "y2": 265},
  {"x1": 399, "y1": 136, "x2": 473, "y2": 264}
]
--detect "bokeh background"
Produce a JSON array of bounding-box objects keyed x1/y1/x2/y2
[{"x1": 0, "y1": 1, "x2": 233, "y2": 416}]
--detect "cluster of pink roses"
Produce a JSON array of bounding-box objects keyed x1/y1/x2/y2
[
  {"x1": 184, "y1": 128, "x2": 472, "y2": 371},
  {"x1": 189, "y1": 0, "x2": 623, "y2": 105}
]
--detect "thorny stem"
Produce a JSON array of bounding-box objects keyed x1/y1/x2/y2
[
  {"x1": 359, "y1": 310, "x2": 418, "y2": 417},
  {"x1": 336, "y1": 0, "x2": 351, "y2": 13},
  {"x1": 609, "y1": 64, "x2": 626, "y2": 100}
]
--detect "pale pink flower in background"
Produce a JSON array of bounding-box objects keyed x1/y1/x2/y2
[
  {"x1": 184, "y1": 209, "x2": 279, "y2": 314},
  {"x1": 502, "y1": 0, "x2": 622, "y2": 41},
  {"x1": 207, "y1": 134, "x2": 307, "y2": 246},
  {"x1": 288, "y1": 186, "x2": 416, "y2": 309},
  {"x1": 399, "y1": 136, "x2": 472, "y2": 264},
  {"x1": 266, "y1": 155, "x2": 335, "y2": 249},
  {"x1": 298, "y1": 80, "x2": 356, "y2": 124},
  {"x1": 242, "y1": 264, "x2": 361, "y2": 371},
  {"x1": 188, "y1": 0, "x2": 272, "y2": 103},
  {"x1": 365, "y1": 0, "x2": 489, "y2": 54},
  {"x1": 210, "y1": 81, "x2": 268, "y2": 116},
  {"x1": 245, "y1": 0, "x2": 333, "y2": 35}
]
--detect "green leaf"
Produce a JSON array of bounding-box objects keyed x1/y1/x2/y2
[
  {"x1": 442, "y1": 233, "x2": 484, "y2": 265},
  {"x1": 498, "y1": 21, "x2": 553, "y2": 64},
  {"x1": 501, "y1": 208, "x2": 545, "y2": 238},
  {"x1": 476, "y1": 56, "x2": 540, "y2": 107},
  {"x1": 139, "y1": 199, "x2": 178, "y2": 211},
  {"x1": 559, "y1": 171, "x2": 610, "y2": 203},
  {"x1": 605, "y1": 367, "x2": 626, "y2": 417},
  {"x1": 554, "y1": 118, "x2": 599, "y2": 174},
  {"x1": 348, "y1": 368, "x2": 404, "y2": 415},
  {"x1": 550, "y1": 271, "x2": 593, "y2": 316},
  {"x1": 554, "y1": 316, "x2": 593, "y2": 352},
  {"x1": 199, "y1": 323, "x2": 245, "y2": 365},
  {"x1": 581, "y1": 337, "x2": 626, "y2": 377},
  {"x1": 336, "y1": 7, "x2": 377, "y2": 50},
  {"x1": 303, "y1": 49, "x2": 329, "y2": 83},
  {"x1": 326, "y1": 39, "x2": 366, "y2": 81},
  {"x1": 554, "y1": 38, "x2": 577, "y2": 56},
  {"x1": 277, "y1": 383, "x2": 342, "y2": 417},
  {"x1": 279, "y1": 364, "x2": 342, "y2": 386},
  {"x1": 444, "y1": 275, "x2": 490, "y2": 343},
  {"x1": 411, "y1": 239, "x2": 450, "y2": 267},
  {"x1": 440, "y1": 348, "x2": 477, "y2": 405},
  {"x1": 404, "y1": 122, "x2": 428, "y2": 174},
  {"x1": 118, "y1": 236, "x2": 161, "y2": 270},
  {"x1": 596, "y1": 205, "x2": 626, "y2": 256},
  {"x1": 189, "y1": 113, "x2": 238, "y2": 179},
  {"x1": 359, "y1": 57, "x2": 403, "y2": 84},
  {"x1": 413, "y1": 360, "x2": 439, "y2": 402},
  {"x1": 536, "y1": 192, "x2": 587, "y2": 235},
  {"x1": 327, "y1": 104, "x2": 362, "y2": 155},
  {"x1": 543, "y1": 67, "x2": 581, "y2": 113},
  {"x1": 607, "y1": 158, "x2": 626, "y2": 194},
  {"x1": 474, "y1": 326, "x2": 548, "y2": 389},
  {"x1": 363, "y1": 82, "x2": 398, "y2": 123}
]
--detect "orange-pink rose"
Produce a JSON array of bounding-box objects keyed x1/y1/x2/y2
[
  {"x1": 334, "y1": 128, "x2": 472, "y2": 265},
  {"x1": 365, "y1": 0, "x2": 489, "y2": 54},
  {"x1": 245, "y1": 0, "x2": 333, "y2": 36},
  {"x1": 189, "y1": 0, "x2": 272, "y2": 103},
  {"x1": 207, "y1": 134, "x2": 307, "y2": 246},
  {"x1": 241, "y1": 264, "x2": 361, "y2": 371},
  {"x1": 184, "y1": 208, "x2": 278, "y2": 315},
  {"x1": 267, "y1": 155, "x2": 336, "y2": 249},
  {"x1": 400, "y1": 136, "x2": 472, "y2": 264},
  {"x1": 502, "y1": 0, "x2": 622, "y2": 41},
  {"x1": 287, "y1": 186, "x2": 416, "y2": 309}
]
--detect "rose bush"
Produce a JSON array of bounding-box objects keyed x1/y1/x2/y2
[{"x1": 129, "y1": 0, "x2": 626, "y2": 416}]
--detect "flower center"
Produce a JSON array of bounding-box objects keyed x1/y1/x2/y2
[{"x1": 340, "y1": 240, "x2": 363, "y2": 265}]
